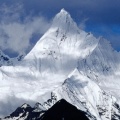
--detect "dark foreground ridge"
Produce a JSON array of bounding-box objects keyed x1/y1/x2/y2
[
  {"x1": 40, "y1": 99, "x2": 89, "y2": 120},
  {"x1": 2, "y1": 99, "x2": 90, "y2": 120}
]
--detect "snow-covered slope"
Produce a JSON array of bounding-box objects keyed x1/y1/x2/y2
[
  {"x1": 78, "y1": 37, "x2": 120, "y2": 99},
  {"x1": 37, "y1": 69, "x2": 120, "y2": 120},
  {"x1": 0, "y1": 9, "x2": 120, "y2": 119},
  {"x1": 2, "y1": 69, "x2": 120, "y2": 120}
]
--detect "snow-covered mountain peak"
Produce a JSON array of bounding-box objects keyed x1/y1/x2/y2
[
  {"x1": 21, "y1": 103, "x2": 30, "y2": 109},
  {"x1": 0, "y1": 9, "x2": 120, "y2": 119},
  {"x1": 51, "y1": 9, "x2": 79, "y2": 32},
  {"x1": 53, "y1": 8, "x2": 70, "y2": 22},
  {"x1": 60, "y1": 8, "x2": 67, "y2": 13},
  {"x1": 59, "y1": 8, "x2": 69, "y2": 16},
  {"x1": 25, "y1": 9, "x2": 99, "y2": 61}
]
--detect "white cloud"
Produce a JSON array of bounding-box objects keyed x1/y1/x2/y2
[
  {"x1": 0, "y1": 3, "x2": 51, "y2": 54},
  {"x1": 79, "y1": 18, "x2": 89, "y2": 30}
]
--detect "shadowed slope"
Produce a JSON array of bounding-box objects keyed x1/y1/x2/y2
[{"x1": 40, "y1": 99, "x2": 89, "y2": 120}]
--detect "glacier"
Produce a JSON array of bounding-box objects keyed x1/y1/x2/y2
[{"x1": 0, "y1": 9, "x2": 120, "y2": 120}]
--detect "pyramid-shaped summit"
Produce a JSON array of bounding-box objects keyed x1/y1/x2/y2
[
  {"x1": 60, "y1": 8, "x2": 68, "y2": 13},
  {"x1": 51, "y1": 9, "x2": 79, "y2": 31},
  {"x1": 24, "y1": 8, "x2": 99, "y2": 68},
  {"x1": 53, "y1": 8, "x2": 70, "y2": 21}
]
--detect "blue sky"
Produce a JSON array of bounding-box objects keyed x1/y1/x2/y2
[{"x1": 0, "y1": 0, "x2": 120, "y2": 57}]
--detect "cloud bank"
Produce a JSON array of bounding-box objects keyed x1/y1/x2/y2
[{"x1": 0, "y1": 3, "x2": 51, "y2": 55}]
